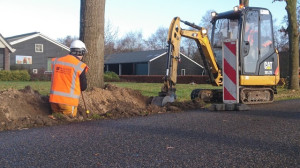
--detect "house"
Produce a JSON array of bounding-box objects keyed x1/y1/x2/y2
[
  {"x1": 104, "y1": 49, "x2": 205, "y2": 75},
  {"x1": 5, "y1": 32, "x2": 69, "y2": 74},
  {"x1": 0, "y1": 34, "x2": 16, "y2": 70}
]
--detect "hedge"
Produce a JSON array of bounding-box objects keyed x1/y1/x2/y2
[
  {"x1": 104, "y1": 71, "x2": 120, "y2": 82},
  {"x1": 119, "y1": 75, "x2": 210, "y2": 84},
  {"x1": 0, "y1": 70, "x2": 31, "y2": 81}
]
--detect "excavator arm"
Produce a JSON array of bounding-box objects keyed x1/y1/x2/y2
[
  {"x1": 151, "y1": 17, "x2": 222, "y2": 106},
  {"x1": 160, "y1": 17, "x2": 182, "y2": 95},
  {"x1": 180, "y1": 20, "x2": 222, "y2": 86}
]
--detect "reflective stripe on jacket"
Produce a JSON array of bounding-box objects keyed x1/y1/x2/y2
[{"x1": 49, "y1": 55, "x2": 87, "y2": 106}]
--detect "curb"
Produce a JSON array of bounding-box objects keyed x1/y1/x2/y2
[{"x1": 209, "y1": 103, "x2": 251, "y2": 111}]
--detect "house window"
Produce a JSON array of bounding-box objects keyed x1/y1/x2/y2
[
  {"x1": 32, "y1": 69, "x2": 38, "y2": 74},
  {"x1": 35, "y1": 44, "x2": 43, "y2": 52},
  {"x1": 181, "y1": 69, "x2": 186, "y2": 76}
]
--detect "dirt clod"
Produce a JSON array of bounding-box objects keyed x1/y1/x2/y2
[{"x1": 0, "y1": 84, "x2": 204, "y2": 131}]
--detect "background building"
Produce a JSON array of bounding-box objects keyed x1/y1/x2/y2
[
  {"x1": 0, "y1": 34, "x2": 16, "y2": 70},
  {"x1": 104, "y1": 49, "x2": 205, "y2": 76},
  {"x1": 5, "y1": 32, "x2": 69, "y2": 74}
]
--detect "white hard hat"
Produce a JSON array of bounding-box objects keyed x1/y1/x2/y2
[
  {"x1": 70, "y1": 40, "x2": 88, "y2": 55},
  {"x1": 70, "y1": 40, "x2": 87, "y2": 50}
]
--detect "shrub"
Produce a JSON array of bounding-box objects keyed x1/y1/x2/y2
[
  {"x1": 0, "y1": 70, "x2": 30, "y2": 81},
  {"x1": 0, "y1": 71, "x2": 11, "y2": 81},
  {"x1": 104, "y1": 71, "x2": 120, "y2": 82},
  {"x1": 29, "y1": 68, "x2": 51, "y2": 81},
  {"x1": 30, "y1": 73, "x2": 51, "y2": 81}
]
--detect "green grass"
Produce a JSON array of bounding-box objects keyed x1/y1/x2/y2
[
  {"x1": 0, "y1": 81, "x2": 299, "y2": 102},
  {"x1": 274, "y1": 87, "x2": 300, "y2": 101},
  {"x1": 110, "y1": 82, "x2": 220, "y2": 101},
  {"x1": 0, "y1": 81, "x2": 51, "y2": 96}
]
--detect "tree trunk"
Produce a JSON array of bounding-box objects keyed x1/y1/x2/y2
[
  {"x1": 80, "y1": 0, "x2": 106, "y2": 89},
  {"x1": 239, "y1": 0, "x2": 249, "y2": 7},
  {"x1": 286, "y1": 0, "x2": 299, "y2": 90}
]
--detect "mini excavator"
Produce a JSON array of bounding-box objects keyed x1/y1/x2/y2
[{"x1": 152, "y1": 4, "x2": 280, "y2": 106}]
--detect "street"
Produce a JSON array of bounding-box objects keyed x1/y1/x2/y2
[{"x1": 0, "y1": 99, "x2": 300, "y2": 167}]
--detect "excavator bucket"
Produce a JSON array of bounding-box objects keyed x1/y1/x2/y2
[{"x1": 151, "y1": 95, "x2": 175, "y2": 107}]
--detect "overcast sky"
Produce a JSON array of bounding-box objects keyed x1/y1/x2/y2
[{"x1": 0, "y1": 0, "x2": 287, "y2": 40}]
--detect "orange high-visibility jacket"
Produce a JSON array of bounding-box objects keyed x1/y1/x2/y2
[
  {"x1": 247, "y1": 29, "x2": 257, "y2": 45},
  {"x1": 49, "y1": 55, "x2": 88, "y2": 106}
]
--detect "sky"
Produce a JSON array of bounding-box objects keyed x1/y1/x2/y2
[{"x1": 0, "y1": 0, "x2": 287, "y2": 40}]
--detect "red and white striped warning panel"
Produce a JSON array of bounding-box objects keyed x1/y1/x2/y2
[{"x1": 222, "y1": 39, "x2": 239, "y2": 104}]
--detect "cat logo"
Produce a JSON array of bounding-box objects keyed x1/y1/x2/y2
[{"x1": 264, "y1": 62, "x2": 273, "y2": 70}]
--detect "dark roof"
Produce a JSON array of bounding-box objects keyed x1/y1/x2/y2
[
  {"x1": 5, "y1": 32, "x2": 69, "y2": 51},
  {"x1": 6, "y1": 32, "x2": 39, "y2": 43},
  {"x1": 0, "y1": 33, "x2": 15, "y2": 52},
  {"x1": 105, "y1": 49, "x2": 167, "y2": 64}
]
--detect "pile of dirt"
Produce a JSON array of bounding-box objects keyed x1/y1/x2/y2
[
  {"x1": 0, "y1": 86, "x2": 52, "y2": 131},
  {"x1": 0, "y1": 84, "x2": 204, "y2": 131}
]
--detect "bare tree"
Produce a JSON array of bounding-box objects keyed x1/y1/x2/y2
[
  {"x1": 280, "y1": 2, "x2": 300, "y2": 42},
  {"x1": 183, "y1": 10, "x2": 215, "y2": 65},
  {"x1": 57, "y1": 35, "x2": 78, "y2": 47},
  {"x1": 274, "y1": 0, "x2": 299, "y2": 90},
  {"x1": 201, "y1": 10, "x2": 214, "y2": 38},
  {"x1": 105, "y1": 20, "x2": 119, "y2": 55},
  {"x1": 116, "y1": 31, "x2": 145, "y2": 52},
  {"x1": 145, "y1": 27, "x2": 168, "y2": 50},
  {"x1": 277, "y1": 25, "x2": 289, "y2": 51},
  {"x1": 270, "y1": 2, "x2": 299, "y2": 51},
  {"x1": 80, "y1": 0, "x2": 105, "y2": 89},
  {"x1": 182, "y1": 37, "x2": 197, "y2": 58},
  {"x1": 145, "y1": 35, "x2": 158, "y2": 50}
]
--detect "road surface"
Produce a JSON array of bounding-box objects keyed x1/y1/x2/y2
[{"x1": 0, "y1": 99, "x2": 299, "y2": 167}]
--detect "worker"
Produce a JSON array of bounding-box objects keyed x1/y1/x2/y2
[
  {"x1": 262, "y1": 39, "x2": 272, "y2": 47},
  {"x1": 245, "y1": 23, "x2": 272, "y2": 48},
  {"x1": 244, "y1": 23, "x2": 259, "y2": 73},
  {"x1": 245, "y1": 23, "x2": 258, "y2": 46},
  {"x1": 49, "y1": 40, "x2": 88, "y2": 119}
]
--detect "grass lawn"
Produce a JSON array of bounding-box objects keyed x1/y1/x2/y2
[
  {"x1": 0, "y1": 81, "x2": 299, "y2": 102},
  {"x1": 110, "y1": 82, "x2": 221, "y2": 101},
  {"x1": 0, "y1": 81, "x2": 51, "y2": 96}
]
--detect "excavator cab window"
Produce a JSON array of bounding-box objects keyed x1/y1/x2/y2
[
  {"x1": 212, "y1": 18, "x2": 239, "y2": 67},
  {"x1": 259, "y1": 9, "x2": 274, "y2": 59},
  {"x1": 243, "y1": 10, "x2": 259, "y2": 73}
]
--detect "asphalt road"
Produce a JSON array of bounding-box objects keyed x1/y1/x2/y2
[{"x1": 0, "y1": 100, "x2": 300, "y2": 167}]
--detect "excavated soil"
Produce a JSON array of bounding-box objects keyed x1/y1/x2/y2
[{"x1": 0, "y1": 84, "x2": 205, "y2": 131}]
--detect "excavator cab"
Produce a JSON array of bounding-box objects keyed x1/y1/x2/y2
[
  {"x1": 241, "y1": 8, "x2": 277, "y2": 77},
  {"x1": 211, "y1": 7, "x2": 279, "y2": 82},
  {"x1": 210, "y1": 7, "x2": 279, "y2": 104}
]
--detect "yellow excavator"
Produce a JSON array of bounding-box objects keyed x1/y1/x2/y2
[{"x1": 151, "y1": 5, "x2": 280, "y2": 106}]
